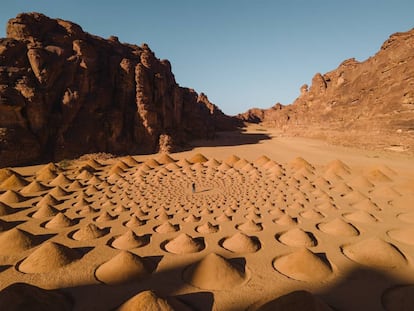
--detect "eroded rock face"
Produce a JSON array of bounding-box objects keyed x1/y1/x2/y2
[
  {"x1": 0, "y1": 13, "x2": 238, "y2": 167},
  {"x1": 238, "y1": 28, "x2": 414, "y2": 152}
]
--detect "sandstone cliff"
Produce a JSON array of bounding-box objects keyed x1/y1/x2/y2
[
  {"x1": 0, "y1": 13, "x2": 238, "y2": 167},
  {"x1": 238, "y1": 28, "x2": 414, "y2": 152}
]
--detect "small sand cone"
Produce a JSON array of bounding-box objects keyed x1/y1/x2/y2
[
  {"x1": 32, "y1": 204, "x2": 59, "y2": 219},
  {"x1": 273, "y1": 248, "x2": 332, "y2": 282},
  {"x1": 72, "y1": 223, "x2": 109, "y2": 241},
  {"x1": 278, "y1": 228, "x2": 317, "y2": 247},
  {"x1": 18, "y1": 242, "x2": 81, "y2": 273},
  {"x1": 183, "y1": 214, "x2": 201, "y2": 223},
  {"x1": 20, "y1": 180, "x2": 50, "y2": 194},
  {"x1": 95, "y1": 211, "x2": 117, "y2": 222},
  {"x1": 273, "y1": 214, "x2": 297, "y2": 226},
  {"x1": 49, "y1": 173, "x2": 73, "y2": 187},
  {"x1": 0, "y1": 228, "x2": 37, "y2": 255},
  {"x1": 222, "y1": 232, "x2": 261, "y2": 253},
  {"x1": 0, "y1": 190, "x2": 27, "y2": 204},
  {"x1": 184, "y1": 253, "x2": 247, "y2": 290},
  {"x1": 224, "y1": 155, "x2": 240, "y2": 166},
  {"x1": 190, "y1": 153, "x2": 208, "y2": 164},
  {"x1": 111, "y1": 230, "x2": 149, "y2": 250},
  {"x1": 164, "y1": 233, "x2": 205, "y2": 254},
  {"x1": 299, "y1": 209, "x2": 325, "y2": 220},
  {"x1": 237, "y1": 220, "x2": 263, "y2": 232},
  {"x1": 196, "y1": 222, "x2": 219, "y2": 233},
  {"x1": 125, "y1": 216, "x2": 146, "y2": 228},
  {"x1": 45, "y1": 213, "x2": 75, "y2": 229},
  {"x1": 155, "y1": 222, "x2": 179, "y2": 233},
  {"x1": 115, "y1": 290, "x2": 175, "y2": 311},
  {"x1": 95, "y1": 251, "x2": 150, "y2": 285},
  {"x1": 343, "y1": 210, "x2": 378, "y2": 223},
  {"x1": 0, "y1": 174, "x2": 29, "y2": 190}
]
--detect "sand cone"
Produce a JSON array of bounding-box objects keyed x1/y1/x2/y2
[
  {"x1": 164, "y1": 233, "x2": 204, "y2": 254},
  {"x1": 222, "y1": 232, "x2": 260, "y2": 253}
]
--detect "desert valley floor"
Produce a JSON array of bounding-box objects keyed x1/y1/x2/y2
[{"x1": 0, "y1": 125, "x2": 413, "y2": 311}]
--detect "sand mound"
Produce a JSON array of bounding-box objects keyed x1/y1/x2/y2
[
  {"x1": 257, "y1": 290, "x2": 333, "y2": 311},
  {"x1": 237, "y1": 220, "x2": 263, "y2": 232},
  {"x1": 365, "y1": 169, "x2": 392, "y2": 182},
  {"x1": 221, "y1": 232, "x2": 261, "y2": 253},
  {"x1": 0, "y1": 283, "x2": 73, "y2": 311},
  {"x1": 125, "y1": 216, "x2": 146, "y2": 228},
  {"x1": 273, "y1": 248, "x2": 332, "y2": 282},
  {"x1": 224, "y1": 155, "x2": 240, "y2": 166},
  {"x1": 36, "y1": 194, "x2": 61, "y2": 207},
  {"x1": 348, "y1": 176, "x2": 374, "y2": 189},
  {"x1": 18, "y1": 242, "x2": 81, "y2": 273},
  {"x1": 352, "y1": 198, "x2": 380, "y2": 212},
  {"x1": 164, "y1": 233, "x2": 205, "y2": 254},
  {"x1": 183, "y1": 253, "x2": 247, "y2": 290},
  {"x1": 273, "y1": 214, "x2": 297, "y2": 226},
  {"x1": 155, "y1": 222, "x2": 179, "y2": 233},
  {"x1": 387, "y1": 228, "x2": 414, "y2": 245},
  {"x1": 0, "y1": 168, "x2": 16, "y2": 183},
  {"x1": 32, "y1": 204, "x2": 59, "y2": 219},
  {"x1": 196, "y1": 222, "x2": 219, "y2": 233},
  {"x1": 95, "y1": 251, "x2": 149, "y2": 285},
  {"x1": 67, "y1": 180, "x2": 84, "y2": 190},
  {"x1": 0, "y1": 190, "x2": 27, "y2": 204},
  {"x1": 95, "y1": 211, "x2": 117, "y2": 222},
  {"x1": 342, "y1": 238, "x2": 406, "y2": 268},
  {"x1": 343, "y1": 211, "x2": 378, "y2": 223},
  {"x1": 215, "y1": 214, "x2": 232, "y2": 222},
  {"x1": 0, "y1": 228, "x2": 37, "y2": 254},
  {"x1": 289, "y1": 157, "x2": 314, "y2": 171},
  {"x1": 111, "y1": 230, "x2": 149, "y2": 250},
  {"x1": 72, "y1": 223, "x2": 109, "y2": 241},
  {"x1": 382, "y1": 285, "x2": 414, "y2": 311},
  {"x1": 120, "y1": 156, "x2": 138, "y2": 167},
  {"x1": 0, "y1": 174, "x2": 29, "y2": 191},
  {"x1": 21, "y1": 181, "x2": 50, "y2": 194},
  {"x1": 45, "y1": 213, "x2": 75, "y2": 229},
  {"x1": 183, "y1": 214, "x2": 201, "y2": 223},
  {"x1": 324, "y1": 159, "x2": 351, "y2": 176},
  {"x1": 278, "y1": 228, "x2": 317, "y2": 247},
  {"x1": 300, "y1": 209, "x2": 325, "y2": 220},
  {"x1": 318, "y1": 218, "x2": 359, "y2": 237},
  {"x1": 253, "y1": 155, "x2": 271, "y2": 167},
  {"x1": 115, "y1": 290, "x2": 175, "y2": 311},
  {"x1": 77, "y1": 205, "x2": 99, "y2": 215},
  {"x1": 49, "y1": 173, "x2": 73, "y2": 187}
]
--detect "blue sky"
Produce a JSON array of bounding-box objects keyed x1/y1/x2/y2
[{"x1": 1, "y1": 1, "x2": 413, "y2": 115}]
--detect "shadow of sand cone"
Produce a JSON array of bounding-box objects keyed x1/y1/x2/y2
[
  {"x1": 18, "y1": 242, "x2": 81, "y2": 273},
  {"x1": 95, "y1": 251, "x2": 150, "y2": 285},
  {"x1": 0, "y1": 202, "x2": 17, "y2": 216},
  {"x1": 184, "y1": 253, "x2": 247, "y2": 290}
]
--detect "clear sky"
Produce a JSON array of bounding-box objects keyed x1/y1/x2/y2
[{"x1": 1, "y1": 1, "x2": 413, "y2": 115}]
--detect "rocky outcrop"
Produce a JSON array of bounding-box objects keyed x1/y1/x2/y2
[
  {"x1": 239, "y1": 28, "x2": 414, "y2": 152},
  {"x1": 0, "y1": 13, "x2": 238, "y2": 167}
]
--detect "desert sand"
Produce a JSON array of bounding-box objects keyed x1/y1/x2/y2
[{"x1": 0, "y1": 125, "x2": 413, "y2": 311}]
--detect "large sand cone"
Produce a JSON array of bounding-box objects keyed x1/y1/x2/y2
[
  {"x1": 342, "y1": 238, "x2": 406, "y2": 268},
  {"x1": 32, "y1": 204, "x2": 59, "y2": 219},
  {"x1": 164, "y1": 233, "x2": 205, "y2": 254},
  {"x1": 18, "y1": 242, "x2": 81, "y2": 273},
  {"x1": 0, "y1": 228, "x2": 38, "y2": 255},
  {"x1": 72, "y1": 223, "x2": 109, "y2": 241},
  {"x1": 115, "y1": 290, "x2": 175, "y2": 311},
  {"x1": 0, "y1": 283, "x2": 73, "y2": 311},
  {"x1": 0, "y1": 190, "x2": 27, "y2": 204},
  {"x1": 95, "y1": 251, "x2": 150, "y2": 285},
  {"x1": 111, "y1": 230, "x2": 149, "y2": 250},
  {"x1": 257, "y1": 290, "x2": 333, "y2": 311},
  {"x1": 278, "y1": 228, "x2": 317, "y2": 247},
  {"x1": 184, "y1": 253, "x2": 247, "y2": 290},
  {"x1": 317, "y1": 218, "x2": 359, "y2": 237},
  {"x1": 21, "y1": 180, "x2": 50, "y2": 194},
  {"x1": 222, "y1": 232, "x2": 261, "y2": 253},
  {"x1": 45, "y1": 213, "x2": 75, "y2": 229},
  {"x1": 49, "y1": 173, "x2": 73, "y2": 187},
  {"x1": 273, "y1": 248, "x2": 332, "y2": 282},
  {"x1": 0, "y1": 174, "x2": 29, "y2": 191}
]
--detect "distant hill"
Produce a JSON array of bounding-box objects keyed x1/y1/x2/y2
[{"x1": 238, "y1": 28, "x2": 414, "y2": 153}]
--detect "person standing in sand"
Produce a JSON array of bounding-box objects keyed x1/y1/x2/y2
[{"x1": 192, "y1": 182, "x2": 196, "y2": 193}]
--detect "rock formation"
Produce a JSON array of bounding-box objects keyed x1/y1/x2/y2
[
  {"x1": 238, "y1": 28, "x2": 414, "y2": 152},
  {"x1": 0, "y1": 13, "x2": 238, "y2": 167}
]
